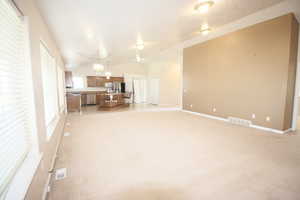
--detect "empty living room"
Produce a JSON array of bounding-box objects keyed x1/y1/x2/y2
[{"x1": 1, "y1": 0, "x2": 300, "y2": 199}]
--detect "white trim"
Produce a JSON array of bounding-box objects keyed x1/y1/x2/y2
[
  {"x1": 46, "y1": 114, "x2": 60, "y2": 141},
  {"x1": 42, "y1": 117, "x2": 66, "y2": 200},
  {"x1": 5, "y1": 152, "x2": 43, "y2": 200},
  {"x1": 145, "y1": 107, "x2": 181, "y2": 112},
  {"x1": 291, "y1": 28, "x2": 300, "y2": 131},
  {"x1": 182, "y1": 110, "x2": 229, "y2": 122},
  {"x1": 42, "y1": 174, "x2": 51, "y2": 200},
  {"x1": 182, "y1": 109, "x2": 292, "y2": 134}
]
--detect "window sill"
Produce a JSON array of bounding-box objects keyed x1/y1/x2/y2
[{"x1": 5, "y1": 151, "x2": 43, "y2": 200}]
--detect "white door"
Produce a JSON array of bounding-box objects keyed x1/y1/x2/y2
[{"x1": 148, "y1": 78, "x2": 160, "y2": 105}]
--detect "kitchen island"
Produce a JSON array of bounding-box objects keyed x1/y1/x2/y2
[{"x1": 66, "y1": 89, "x2": 130, "y2": 112}]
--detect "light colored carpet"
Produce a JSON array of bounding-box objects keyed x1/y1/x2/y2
[{"x1": 48, "y1": 110, "x2": 300, "y2": 200}]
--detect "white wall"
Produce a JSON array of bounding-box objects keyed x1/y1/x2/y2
[
  {"x1": 71, "y1": 62, "x2": 147, "y2": 77},
  {"x1": 146, "y1": 49, "x2": 182, "y2": 107}
]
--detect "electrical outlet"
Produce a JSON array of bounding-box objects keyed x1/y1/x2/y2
[
  {"x1": 213, "y1": 108, "x2": 217, "y2": 112},
  {"x1": 252, "y1": 114, "x2": 256, "y2": 119},
  {"x1": 190, "y1": 104, "x2": 193, "y2": 108},
  {"x1": 66, "y1": 122, "x2": 71, "y2": 126},
  {"x1": 266, "y1": 116, "x2": 271, "y2": 122}
]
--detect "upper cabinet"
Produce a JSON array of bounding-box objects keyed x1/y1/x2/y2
[
  {"x1": 87, "y1": 76, "x2": 97, "y2": 87},
  {"x1": 96, "y1": 77, "x2": 107, "y2": 87},
  {"x1": 87, "y1": 76, "x2": 124, "y2": 87},
  {"x1": 111, "y1": 77, "x2": 124, "y2": 82},
  {"x1": 65, "y1": 71, "x2": 73, "y2": 88}
]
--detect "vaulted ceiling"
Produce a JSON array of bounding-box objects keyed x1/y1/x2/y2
[{"x1": 35, "y1": 0, "x2": 286, "y2": 67}]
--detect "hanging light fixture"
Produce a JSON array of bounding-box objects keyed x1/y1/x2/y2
[
  {"x1": 136, "y1": 54, "x2": 141, "y2": 63},
  {"x1": 194, "y1": 0, "x2": 214, "y2": 14},
  {"x1": 93, "y1": 63, "x2": 104, "y2": 76},
  {"x1": 105, "y1": 71, "x2": 112, "y2": 79},
  {"x1": 104, "y1": 60, "x2": 112, "y2": 79},
  {"x1": 93, "y1": 63, "x2": 104, "y2": 72}
]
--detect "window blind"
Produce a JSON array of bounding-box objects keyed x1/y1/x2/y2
[
  {"x1": 40, "y1": 41, "x2": 59, "y2": 137},
  {"x1": 0, "y1": 0, "x2": 31, "y2": 197},
  {"x1": 57, "y1": 66, "x2": 65, "y2": 112}
]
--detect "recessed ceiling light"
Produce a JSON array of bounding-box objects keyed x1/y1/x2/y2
[{"x1": 194, "y1": 0, "x2": 214, "y2": 14}]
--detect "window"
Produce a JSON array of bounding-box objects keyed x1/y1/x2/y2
[
  {"x1": 0, "y1": 0, "x2": 38, "y2": 198},
  {"x1": 57, "y1": 66, "x2": 66, "y2": 112},
  {"x1": 40, "y1": 42, "x2": 59, "y2": 139},
  {"x1": 72, "y1": 76, "x2": 85, "y2": 89}
]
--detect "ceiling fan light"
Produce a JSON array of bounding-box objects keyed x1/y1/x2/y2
[{"x1": 194, "y1": 0, "x2": 214, "y2": 14}]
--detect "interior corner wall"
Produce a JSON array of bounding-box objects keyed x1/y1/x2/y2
[
  {"x1": 14, "y1": 0, "x2": 66, "y2": 199},
  {"x1": 285, "y1": 16, "x2": 299, "y2": 130},
  {"x1": 183, "y1": 14, "x2": 299, "y2": 131},
  {"x1": 146, "y1": 49, "x2": 182, "y2": 107}
]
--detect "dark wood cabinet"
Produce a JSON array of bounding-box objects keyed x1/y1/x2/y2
[
  {"x1": 87, "y1": 76, "x2": 97, "y2": 87},
  {"x1": 67, "y1": 93, "x2": 81, "y2": 112},
  {"x1": 65, "y1": 71, "x2": 73, "y2": 88},
  {"x1": 81, "y1": 94, "x2": 87, "y2": 106},
  {"x1": 111, "y1": 77, "x2": 124, "y2": 82},
  {"x1": 87, "y1": 76, "x2": 124, "y2": 87},
  {"x1": 96, "y1": 77, "x2": 107, "y2": 87}
]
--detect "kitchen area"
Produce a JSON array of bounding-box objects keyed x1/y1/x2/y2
[{"x1": 65, "y1": 71, "x2": 132, "y2": 112}]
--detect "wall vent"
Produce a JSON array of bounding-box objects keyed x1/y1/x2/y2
[
  {"x1": 228, "y1": 117, "x2": 252, "y2": 127},
  {"x1": 55, "y1": 168, "x2": 67, "y2": 181}
]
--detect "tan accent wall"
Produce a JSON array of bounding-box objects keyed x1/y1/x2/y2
[
  {"x1": 183, "y1": 14, "x2": 299, "y2": 131},
  {"x1": 14, "y1": 0, "x2": 66, "y2": 199}
]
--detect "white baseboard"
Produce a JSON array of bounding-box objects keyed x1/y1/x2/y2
[
  {"x1": 182, "y1": 110, "x2": 229, "y2": 122},
  {"x1": 182, "y1": 109, "x2": 291, "y2": 134}
]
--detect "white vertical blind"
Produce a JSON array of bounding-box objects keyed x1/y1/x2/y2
[
  {"x1": 57, "y1": 66, "x2": 65, "y2": 112},
  {"x1": 40, "y1": 42, "x2": 59, "y2": 130},
  {"x1": 0, "y1": 0, "x2": 32, "y2": 197}
]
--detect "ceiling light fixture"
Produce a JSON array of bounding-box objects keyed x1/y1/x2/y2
[
  {"x1": 136, "y1": 42, "x2": 144, "y2": 50},
  {"x1": 194, "y1": 0, "x2": 214, "y2": 14},
  {"x1": 93, "y1": 63, "x2": 104, "y2": 72},
  {"x1": 200, "y1": 24, "x2": 212, "y2": 35},
  {"x1": 105, "y1": 71, "x2": 112, "y2": 79},
  {"x1": 136, "y1": 54, "x2": 141, "y2": 63}
]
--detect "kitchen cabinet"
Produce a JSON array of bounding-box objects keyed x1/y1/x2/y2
[
  {"x1": 67, "y1": 93, "x2": 81, "y2": 112},
  {"x1": 81, "y1": 94, "x2": 87, "y2": 106},
  {"x1": 96, "y1": 77, "x2": 107, "y2": 87},
  {"x1": 111, "y1": 77, "x2": 124, "y2": 82},
  {"x1": 87, "y1": 76, "x2": 97, "y2": 87},
  {"x1": 87, "y1": 76, "x2": 124, "y2": 87},
  {"x1": 65, "y1": 71, "x2": 73, "y2": 88}
]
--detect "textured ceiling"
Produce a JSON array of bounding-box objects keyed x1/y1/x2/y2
[{"x1": 35, "y1": 0, "x2": 286, "y2": 67}]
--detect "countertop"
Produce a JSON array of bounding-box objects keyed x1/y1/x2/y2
[{"x1": 67, "y1": 87, "x2": 106, "y2": 93}]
